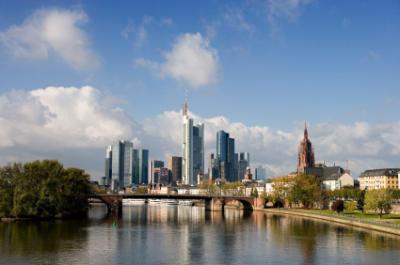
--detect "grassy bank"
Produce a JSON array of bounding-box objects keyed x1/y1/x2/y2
[{"x1": 264, "y1": 208, "x2": 400, "y2": 236}]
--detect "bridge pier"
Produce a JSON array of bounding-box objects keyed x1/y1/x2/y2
[
  {"x1": 253, "y1": 198, "x2": 265, "y2": 211},
  {"x1": 205, "y1": 198, "x2": 225, "y2": 212},
  {"x1": 108, "y1": 199, "x2": 122, "y2": 217}
]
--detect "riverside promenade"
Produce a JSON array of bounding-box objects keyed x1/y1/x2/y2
[{"x1": 263, "y1": 208, "x2": 400, "y2": 236}]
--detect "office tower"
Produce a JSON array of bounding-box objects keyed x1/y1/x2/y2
[
  {"x1": 132, "y1": 149, "x2": 149, "y2": 185},
  {"x1": 208, "y1": 153, "x2": 219, "y2": 180},
  {"x1": 238, "y1": 152, "x2": 250, "y2": 181},
  {"x1": 149, "y1": 160, "x2": 164, "y2": 184},
  {"x1": 216, "y1": 130, "x2": 236, "y2": 182},
  {"x1": 297, "y1": 122, "x2": 315, "y2": 173},
  {"x1": 168, "y1": 156, "x2": 182, "y2": 184},
  {"x1": 111, "y1": 140, "x2": 133, "y2": 189},
  {"x1": 182, "y1": 102, "x2": 204, "y2": 185},
  {"x1": 256, "y1": 165, "x2": 267, "y2": 180},
  {"x1": 155, "y1": 167, "x2": 170, "y2": 185},
  {"x1": 193, "y1": 123, "x2": 204, "y2": 183},
  {"x1": 104, "y1": 145, "x2": 112, "y2": 185}
]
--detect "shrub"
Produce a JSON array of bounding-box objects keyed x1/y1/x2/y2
[
  {"x1": 344, "y1": 201, "x2": 357, "y2": 213},
  {"x1": 331, "y1": 200, "x2": 344, "y2": 213}
]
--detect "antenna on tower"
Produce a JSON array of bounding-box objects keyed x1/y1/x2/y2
[{"x1": 182, "y1": 88, "x2": 189, "y2": 116}]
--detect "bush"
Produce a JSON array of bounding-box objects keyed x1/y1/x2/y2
[
  {"x1": 364, "y1": 189, "x2": 392, "y2": 218},
  {"x1": 344, "y1": 201, "x2": 357, "y2": 213},
  {"x1": 331, "y1": 200, "x2": 344, "y2": 213}
]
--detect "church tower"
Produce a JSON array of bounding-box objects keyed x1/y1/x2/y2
[{"x1": 297, "y1": 122, "x2": 315, "y2": 173}]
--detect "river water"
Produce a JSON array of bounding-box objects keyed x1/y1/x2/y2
[{"x1": 1, "y1": 204, "x2": 399, "y2": 265}]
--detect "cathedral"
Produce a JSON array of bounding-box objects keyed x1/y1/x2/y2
[{"x1": 297, "y1": 123, "x2": 315, "y2": 173}]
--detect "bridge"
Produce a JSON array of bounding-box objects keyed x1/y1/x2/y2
[{"x1": 90, "y1": 193, "x2": 266, "y2": 216}]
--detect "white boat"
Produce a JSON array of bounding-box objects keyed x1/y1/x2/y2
[
  {"x1": 148, "y1": 199, "x2": 178, "y2": 205},
  {"x1": 178, "y1": 200, "x2": 194, "y2": 206},
  {"x1": 123, "y1": 199, "x2": 146, "y2": 205},
  {"x1": 148, "y1": 199, "x2": 163, "y2": 205}
]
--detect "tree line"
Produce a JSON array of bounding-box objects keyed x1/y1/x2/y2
[
  {"x1": 0, "y1": 160, "x2": 92, "y2": 219},
  {"x1": 262, "y1": 174, "x2": 400, "y2": 217}
]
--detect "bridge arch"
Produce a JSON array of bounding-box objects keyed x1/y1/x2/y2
[{"x1": 224, "y1": 198, "x2": 253, "y2": 211}]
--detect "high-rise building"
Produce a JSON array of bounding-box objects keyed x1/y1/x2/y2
[
  {"x1": 155, "y1": 167, "x2": 170, "y2": 185},
  {"x1": 168, "y1": 156, "x2": 182, "y2": 184},
  {"x1": 182, "y1": 102, "x2": 204, "y2": 185},
  {"x1": 216, "y1": 130, "x2": 236, "y2": 181},
  {"x1": 238, "y1": 152, "x2": 250, "y2": 180},
  {"x1": 111, "y1": 140, "x2": 133, "y2": 189},
  {"x1": 104, "y1": 145, "x2": 112, "y2": 185},
  {"x1": 208, "y1": 153, "x2": 219, "y2": 180},
  {"x1": 297, "y1": 123, "x2": 315, "y2": 173},
  {"x1": 132, "y1": 149, "x2": 149, "y2": 185},
  {"x1": 149, "y1": 160, "x2": 164, "y2": 185}
]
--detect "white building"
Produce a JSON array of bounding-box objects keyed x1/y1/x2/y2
[
  {"x1": 322, "y1": 173, "x2": 355, "y2": 190},
  {"x1": 182, "y1": 102, "x2": 204, "y2": 185}
]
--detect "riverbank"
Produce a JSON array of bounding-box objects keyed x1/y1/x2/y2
[{"x1": 263, "y1": 208, "x2": 400, "y2": 236}]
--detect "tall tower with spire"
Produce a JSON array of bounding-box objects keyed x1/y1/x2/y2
[
  {"x1": 297, "y1": 122, "x2": 315, "y2": 173},
  {"x1": 181, "y1": 99, "x2": 204, "y2": 185}
]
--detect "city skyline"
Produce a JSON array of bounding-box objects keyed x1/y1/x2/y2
[{"x1": 0, "y1": 1, "x2": 400, "y2": 179}]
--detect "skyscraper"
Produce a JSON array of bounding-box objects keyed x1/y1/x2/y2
[
  {"x1": 132, "y1": 149, "x2": 149, "y2": 185},
  {"x1": 149, "y1": 160, "x2": 164, "y2": 185},
  {"x1": 111, "y1": 140, "x2": 133, "y2": 189},
  {"x1": 297, "y1": 123, "x2": 315, "y2": 173},
  {"x1": 104, "y1": 145, "x2": 112, "y2": 185},
  {"x1": 182, "y1": 102, "x2": 204, "y2": 185},
  {"x1": 168, "y1": 156, "x2": 182, "y2": 184},
  {"x1": 208, "y1": 153, "x2": 219, "y2": 180},
  {"x1": 238, "y1": 152, "x2": 250, "y2": 180},
  {"x1": 216, "y1": 130, "x2": 236, "y2": 181}
]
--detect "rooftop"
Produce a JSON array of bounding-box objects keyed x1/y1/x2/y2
[{"x1": 359, "y1": 168, "x2": 400, "y2": 177}]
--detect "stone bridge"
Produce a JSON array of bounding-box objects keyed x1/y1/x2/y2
[{"x1": 90, "y1": 194, "x2": 265, "y2": 216}]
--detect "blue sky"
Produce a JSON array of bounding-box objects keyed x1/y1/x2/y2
[{"x1": 0, "y1": 0, "x2": 399, "y2": 178}]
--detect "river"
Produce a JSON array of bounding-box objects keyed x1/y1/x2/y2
[{"x1": 1, "y1": 204, "x2": 399, "y2": 265}]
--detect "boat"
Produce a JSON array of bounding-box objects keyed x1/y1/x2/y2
[
  {"x1": 122, "y1": 199, "x2": 146, "y2": 205},
  {"x1": 178, "y1": 200, "x2": 194, "y2": 206}
]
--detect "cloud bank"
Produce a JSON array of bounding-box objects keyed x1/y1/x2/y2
[
  {"x1": 1, "y1": 86, "x2": 400, "y2": 179},
  {"x1": 0, "y1": 8, "x2": 100, "y2": 69},
  {"x1": 136, "y1": 32, "x2": 219, "y2": 88}
]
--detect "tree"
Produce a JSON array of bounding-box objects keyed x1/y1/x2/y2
[
  {"x1": 0, "y1": 165, "x2": 15, "y2": 217},
  {"x1": 364, "y1": 189, "x2": 392, "y2": 218},
  {"x1": 356, "y1": 189, "x2": 365, "y2": 211},
  {"x1": 287, "y1": 174, "x2": 323, "y2": 209},
  {"x1": 0, "y1": 160, "x2": 91, "y2": 219}
]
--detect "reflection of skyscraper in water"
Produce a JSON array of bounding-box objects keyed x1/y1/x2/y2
[{"x1": 182, "y1": 101, "x2": 204, "y2": 185}]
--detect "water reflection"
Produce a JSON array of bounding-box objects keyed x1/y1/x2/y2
[{"x1": 1, "y1": 205, "x2": 399, "y2": 265}]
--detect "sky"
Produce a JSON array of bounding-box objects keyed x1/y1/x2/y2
[{"x1": 0, "y1": 0, "x2": 399, "y2": 180}]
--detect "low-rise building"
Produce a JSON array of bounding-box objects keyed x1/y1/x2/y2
[
  {"x1": 359, "y1": 168, "x2": 400, "y2": 190},
  {"x1": 323, "y1": 173, "x2": 355, "y2": 191}
]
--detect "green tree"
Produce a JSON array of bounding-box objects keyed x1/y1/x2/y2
[
  {"x1": 364, "y1": 189, "x2": 392, "y2": 218},
  {"x1": 0, "y1": 165, "x2": 15, "y2": 217},
  {"x1": 288, "y1": 174, "x2": 323, "y2": 209},
  {"x1": 0, "y1": 160, "x2": 91, "y2": 219}
]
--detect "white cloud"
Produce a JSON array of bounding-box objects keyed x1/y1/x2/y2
[
  {"x1": 2, "y1": 86, "x2": 400, "y2": 179},
  {"x1": 264, "y1": 0, "x2": 314, "y2": 35},
  {"x1": 122, "y1": 16, "x2": 172, "y2": 47},
  {"x1": 136, "y1": 32, "x2": 219, "y2": 88},
  {"x1": 222, "y1": 9, "x2": 255, "y2": 33},
  {"x1": 0, "y1": 8, "x2": 100, "y2": 69},
  {"x1": 143, "y1": 111, "x2": 400, "y2": 177},
  {"x1": 0, "y1": 86, "x2": 136, "y2": 176}
]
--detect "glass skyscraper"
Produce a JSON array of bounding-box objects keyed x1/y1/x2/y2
[
  {"x1": 132, "y1": 149, "x2": 149, "y2": 185},
  {"x1": 182, "y1": 102, "x2": 204, "y2": 185},
  {"x1": 216, "y1": 130, "x2": 236, "y2": 181}
]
